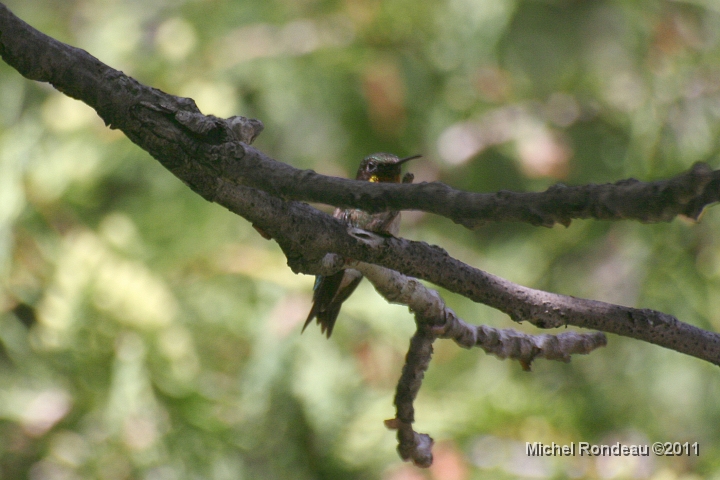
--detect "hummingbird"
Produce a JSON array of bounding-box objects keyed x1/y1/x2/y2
[{"x1": 303, "y1": 153, "x2": 421, "y2": 338}]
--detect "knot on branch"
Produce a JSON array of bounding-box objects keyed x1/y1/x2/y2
[
  {"x1": 139, "y1": 100, "x2": 263, "y2": 146},
  {"x1": 225, "y1": 115, "x2": 264, "y2": 144},
  {"x1": 384, "y1": 418, "x2": 434, "y2": 468}
]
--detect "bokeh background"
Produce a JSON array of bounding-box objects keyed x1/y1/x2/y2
[{"x1": 1, "y1": 0, "x2": 720, "y2": 478}]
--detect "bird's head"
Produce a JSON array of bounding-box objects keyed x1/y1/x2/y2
[{"x1": 355, "y1": 153, "x2": 421, "y2": 182}]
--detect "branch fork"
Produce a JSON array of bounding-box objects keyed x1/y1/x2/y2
[{"x1": 0, "y1": 2, "x2": 716, "y2": 468}]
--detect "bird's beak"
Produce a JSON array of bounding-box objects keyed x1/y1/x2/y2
[{"x1": 396, "y1": 154, "x2": 422, "y2": 165}]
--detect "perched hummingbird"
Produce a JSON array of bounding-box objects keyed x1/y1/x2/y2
[{"x1": 303, "y1": 153, "x2": 421, "y2": 338}]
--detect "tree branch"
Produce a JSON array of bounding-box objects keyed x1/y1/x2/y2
[
  {"x1": 0, "y1": 3, "x2": 718, "y2": 231},
  {"x1": 356, "y1": 262, "x2": 606, "y2": 466},
  {"x1": 2, "y1": 2, "x2": 719, "y2": 468},
  {"x1": 1, "y1": 0, "x2": 716, "y2": 363},
  {"x1": 213, "y1": 178, "x2": 720, "y2": 366},
  {"x1": 357, "y1": 262, "x2": 608, "y2": 366}
]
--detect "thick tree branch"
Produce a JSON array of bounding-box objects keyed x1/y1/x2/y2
[
  {"x1": 0, "y1": 1, "x2": 717, "y2": 366},
  {"x1": 0, "y1": 3, "x2": 718, "y2": 230},
  {"x1": 214, "y1": 178, "x2": 720, "y2": 366}
]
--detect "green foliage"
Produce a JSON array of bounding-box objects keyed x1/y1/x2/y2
[{"x1": 1, "y1": 0, "x2": 720, "y2": 478}]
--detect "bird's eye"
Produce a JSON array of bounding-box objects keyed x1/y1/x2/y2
[{"x1": 367, "y1": 162, "x2": 377, "y2": 172}]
